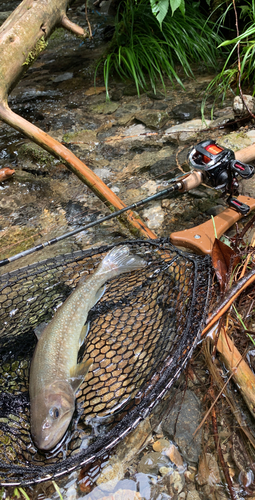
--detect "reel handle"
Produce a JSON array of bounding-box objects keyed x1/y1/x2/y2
[{"x1": 170, "y1": 195, "x2": 255, "y2": 255}]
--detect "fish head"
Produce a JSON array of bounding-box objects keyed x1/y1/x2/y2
[{"x1": 30, "y1": 380, "x2": 75, "y2": 451}]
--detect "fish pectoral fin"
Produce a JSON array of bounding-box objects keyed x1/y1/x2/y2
[
  {"x1": 79, "y1": 322, "x2": 90, "y2": 347},
  {"x1": 70, "y1": 359, "x2": 93, "y2": 392},
  {"x1": 94, "y1": 284, "x2": 106, "y2": 306}
]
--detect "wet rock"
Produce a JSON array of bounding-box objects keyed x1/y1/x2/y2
[
  {"x1": 164, "y1": 444, "x2": 184, "y2": 468},
  {"x1": 163, "y1": 119, "x2": 212, "y2": 142},
  {"x1": 18, "y1": 142, "x2": 53, "y2": 167},
  {"x1": 210, "y1": 112, "x2": 235, "y2": 128},
  {"x1": 213, "y1": 106, "x2": 233, "y2": 118},
  {"x1": 52, "y1": 71, "x2": 73, "y2": 83},
  {"x1": 135, "y1": 110, "x2": 169, "y2": 129},
  {"x1": 123, "y1": 85, "x2": 140, "y2": 96},
  {"x1": 153, "y1": 102, "x2": 169, "y2": 111},
  {"x1": 90, "y1": 102, "x2": 120, "y2": 114},
  {"x1": 138, "y1": 451, "x2": 169, "y2": 475},
  {"x1": 114, "y1": 418, "x2": 152, "y2": 464},
  {"x1": 143, "y1": 203, "x2": 165, "y2": 229},
  {"x1": 96, "y1": 462, "x2": 124, "y2": 491},
  {"x1": 62, "y1": 129, "x2": 98, "y2": 152},
  {"x1": 162, "y1": 390, "x2": 202, "y2": 464},
  {"x1": 147, "y1": 91, "x2": 166, "y2": 100},
  {"x1": 110, "y1": 89, "x2": 123, "y2": 101},
  {"x1": 122, "y1": 147, "x2": 174, "y2": 176},
  {"x1": 233, "y1": 95, "x2": 255, "y2": 116},
  {"x1": 186, "y1": 488, "x2": 202, "y2": 500},
  {"x1": 218, "y1": 130, "x2": 255, "y2": 152},
  {"x1": 172, "y1": 103, "x2": 198, "y2": 121},
  {"x1": 159, "y1": 466, "x2": 174, "y2": 476},
  {"x1": 169, "y1": 471, "x2": 185, "y2": 494},
  {"x1": 153, "y1": 438, "x2": 171, "y2": 452},
  {"x1": 116, "y1": 114, "x2": 136, "y2": 127}
]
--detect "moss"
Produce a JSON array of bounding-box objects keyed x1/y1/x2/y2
[
  {"x1": 23, "y1": 36, "x2": 48, "y2": 66},
  {"x1": 18, "y1": 143, "x2": 52, "y2": 165}
]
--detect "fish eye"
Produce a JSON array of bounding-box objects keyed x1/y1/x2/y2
[{"x1": 49, "y1": 407, "x2": 60, "y2": 419}]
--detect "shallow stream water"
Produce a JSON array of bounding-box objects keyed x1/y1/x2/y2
[{"x1": 1, "y1": 1, "x2": 255, "y2": 499}]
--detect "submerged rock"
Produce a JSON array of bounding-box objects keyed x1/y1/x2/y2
[
  {"x1": 138, "y1": 451, "x2": 169, "y2": 475},
  {"x1": 162, "y1": 390, "x2": 202, "y2": 464}
]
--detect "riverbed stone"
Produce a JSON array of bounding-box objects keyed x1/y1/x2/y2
[
  {"x1": 143, "y1": 202, "x2": 165, "y2": 229},
  {"x1": 218, "y1": 130, "x2": 255, "y2": 151},
  {"x1": 233, "y1": 94, "x2": 255, "y2": 115},
  {"x1": 90, "y1": 101, "x2": 120, "y2": 114},
  {"x1": 163, "y1": 119, "x2": 212, "y2": 142},
  {"x1": 138, "y1": 451, "x2": 170, "y2": 475},
  {"x1": 135, "y1": 110, "x2": 169, "y2": 129},
  {"x1": 122, "y1": 147, "x2": 174, "y2": 176},
  {"x1": 172, "y1": 102, "x2": 198, "y2": 120},
  {"x1": 162, "y1": 390, "x2": 202, "y2": 464}
]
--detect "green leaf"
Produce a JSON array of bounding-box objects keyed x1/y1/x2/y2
[
  {"x1": 150, "y1": 0, "x2": 169, "y2": 27},
  {"x1": 170, "y1": 0, "x2": 182, "y2": 16}
]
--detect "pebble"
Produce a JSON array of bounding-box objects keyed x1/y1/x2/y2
[
  {"x1": 96, "y1": 463, "x2": 124, "y2": 491},
  {"x1": 169, "y1": 470, "x2": 185, "y2": 494},
  {"x1": 138, "y1": 451, "x2": 169, "y2": 475},
  {"x1": 186, "y1": 489, "x2": 202, "y2": 500},
  {"x1": 164, "y1": 444, "x2": 184, "y2": 468},
  {"x1": 143, "y1": 203, "x2": 165, "y2": 229}
]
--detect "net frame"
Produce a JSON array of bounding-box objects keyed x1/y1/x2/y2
[{"x1": 0, "y1": 238, "x2": 212, "y2": 486}]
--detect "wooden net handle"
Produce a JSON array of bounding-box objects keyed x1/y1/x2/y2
[{"x1": 170, "y1": 195, "x2": 255, "y2": 254}]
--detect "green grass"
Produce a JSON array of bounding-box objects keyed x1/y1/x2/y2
[
  {"x1": 203, "y1": 0, "x2": 255, "y2": 112},
  {"x1": 95, "y1": 0, "x2": 224, "y2": 99}
]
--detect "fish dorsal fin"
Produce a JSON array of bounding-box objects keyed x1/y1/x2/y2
[{"x1": 69, "y1": 359, "x2": 92, "y2": 392}]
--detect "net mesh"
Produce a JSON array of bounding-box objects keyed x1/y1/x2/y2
[{"x1": 0, "y1": 238, "x2": 211, "y2": 486}]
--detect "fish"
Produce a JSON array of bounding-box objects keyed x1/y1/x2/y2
[
  {"x1": 0, "y1": 167, "x2": 15, "y2": 182},
  {"x1": 29, "y1": 246, "x2": 146, "y2": 451}
]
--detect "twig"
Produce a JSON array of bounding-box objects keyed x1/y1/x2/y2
[
  {"x1": 211, "y1": 405, "x2": 238, "y2": 500},
  {"x1": 85, "y1": 0, "x2": 92, "y2": 39},
  {"x1": 193, "y1": 365, "x2": 238, "y2": 437}
]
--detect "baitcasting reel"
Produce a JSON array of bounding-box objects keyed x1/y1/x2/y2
[{"x1": 188, "y1": 140, "x2": 254, "y2": 215}]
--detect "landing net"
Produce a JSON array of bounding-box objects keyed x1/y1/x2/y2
[{"x1": 0, "y1": 238, "x2": 211, "y2": 486}]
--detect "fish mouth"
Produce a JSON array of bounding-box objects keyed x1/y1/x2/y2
[{"x1": 33, "y1": 410, "x2": 73, "y2": 451}]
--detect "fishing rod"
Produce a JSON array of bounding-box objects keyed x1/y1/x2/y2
[
  {"x1": 0, "y1": 172, "x2": 201, "y2": 267},
  {"x1": 1, "y1": 139, "x2": 254, "y2": 267}
]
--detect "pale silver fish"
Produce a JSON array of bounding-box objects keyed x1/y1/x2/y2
[{"x1": 29, "y1": 246, "x2": 146, "y2": 451}]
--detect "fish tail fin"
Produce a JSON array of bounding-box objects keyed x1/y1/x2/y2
[{"x1": 98, "y1": 246, "x2": 146, "y2": 278}]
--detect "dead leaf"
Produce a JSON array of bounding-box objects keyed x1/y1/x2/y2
[
  {"x1": 211, "y1": 239, "x2": 240, "y2": 292},
  {"x1": 0, "y1": 167, "x2": 15, "y2": 182},
  {"x1": 85, "y1": 86, "x2": 106, "y2": 96}
]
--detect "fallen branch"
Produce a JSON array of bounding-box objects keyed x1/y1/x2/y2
[{"x1": 0, "y1": 0, "x2": 156, "y2": 240}]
